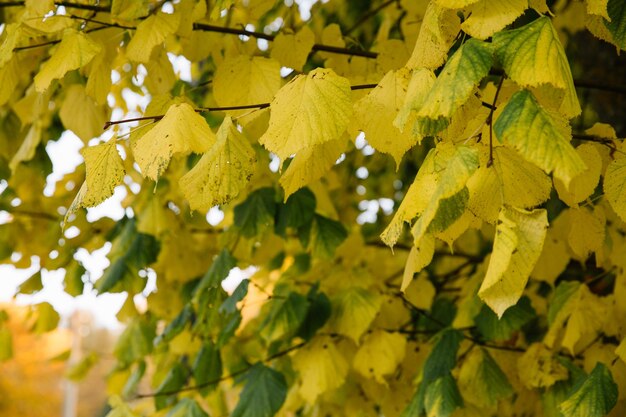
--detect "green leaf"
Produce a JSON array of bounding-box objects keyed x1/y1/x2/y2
[
  {"x1": 31, "y1": 302, "x2": 59, "y2": 334},
  {"x1": 604, "y1": 156, "x2": 626, "y2": 222},
  {"x1": 232, "y1": 363, "x2": 287, "y2": 417},
  {"x1": 194, "y1": 249, "x2": 237, "y2": 295},
  {"x1": 65, "y1": 352, "x2": 99, "y2": 381},
  {"x1": 494, "y1": 16, "x2": 580, "y2": 117},
  {"x1": 275, "y1": 188, "x2": 316, "y2": 237},
  {"x1": 259, "y1": 68, "x2": 352, "y2": 161},
  {"x1": 478, "y1": 207, "x2": 548, "y2": 317},
  {"x1": 329, "y1": 287, "x2": 382, "y2": 342},
  {"x1": 113, "y1": 317, "x2": 156, "y2": 367},
  {"x1": 155, "y1": 305, "x2": 193, "y2": 346},
  {"x1": 475, "y1": 296, "x2": 535, "y2": 341},
  {"x1": 494, "y1": 90, "x2": 586, "y2": 189},
  {"x1": 234, "y1": 187, "x2": 277, "y2": 238},
  {"x1": 64, "y1": 260, "x2": 86, "y2": 297},
  {"x1": 220, "y1": 279, "x2": 249, "y2": 314},
  {"x1": 548, "y1": 281, "x2": 581, "y2": 324},
  {"x1": 423, "y1": 329, "x2": 463, "y2": 384},
  {"x1": 605, "y1": 0, "x2": 626, "y2": 50},
  {"x1": 416, "y1": 39, "x2": 493, "y2": 131},
  {"x1": 307, "y1": 214, "x2": 348, "y2": 259},
  {"x1": 0, "y1": 327, "x2": 13, "y2": 361},
  {"x1": 424, "y1": 373, "x2": 463, "y2": 417},
  {"x1": 296, "y1": 284, "x2": 331, "y2": 341},
  {"x1": 559, "y1": 363, "x2": 618, "y2": 417},
  {"x1": 192, "y1": 341, "x2": 222, "y2": 394},
  {"x1": 155, "y1": 363, "x2": 187, "y2": 410},
  {"x1": 260, "y1": 288, "x2": 309, "y2": 343},
  {"x1": 17, "y1": 271, "x2": 42, "y2": 294},
  {"x1": 166, "y1": 399, "x2": 209, "y2": 417},
  {"x1": 458, "y1": 348, "x2": 513, "y2": 407}
]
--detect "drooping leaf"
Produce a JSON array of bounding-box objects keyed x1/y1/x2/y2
[
  {"x1": 166, "y1": 398, "x2": 209, "y2": 417},
  {"x1": 259, "y1": 68, "x2": 352, "y2": 161},
  {"x1": 458, "y1": 348, "x2": 513, "y2": 407},
  {"x1": 275, "y1": 188, "x2": 316, "y2": 237},
  {"x1": 604, "y1": 155, "x2": 626, "y2": 222},
  {"x1": 494, "y1": 90, "x2": 586, "y2": 187},
  {"x1": 179, "y1": 116, "x2": 256, "y2": 212},
  {"x1": 260, "y1": 289, "x2": 309, "y2": 343},
  {"x1": 474, "y1": 296, "x2": 535, "y2": 341},
  {"x1": 479, "y1": 207, "x2": 548, "y2": 317},
  {"x1": 125, "y1": 12, "x2": 180, "y2": 63},
  {"x1": 213, "y1": 56, "x2": 281, "y2": 109},
  {"x1": 353, "y1": 330, "x2": 407, "y2": 383},
  {"x1": 231, "y1": 363, "x2": 287, "y2": 417},
  {"x1": 424, "y1": 373, "x2": 463, "y2": 417},
  {"x1": 307, "y1": 214, "x2": 348, "y2": 259},
  {"x1": 461, "y1": 0, "x2": 528, "y2": 39},
  {"x1": 559, "y1": 363, "x2": 618, "y2": 417},
  {"x1": 233, "y1": 187, "x2": 277, "y2": 238},
  {"x1": 77, "y1": 140, "x2": 125, "y2": 209},
  {"x1": 192, "y1": 341, "x2": 222, "y2": 394},
  {"x1": 329, "y1": 287, "x2": 382, "y2": 342},
  {"x1": 270, "y1": 26, "x2": 315, "y2": 72},
  {"x1": 113, "y1": 317, "x2": 156, "y2": 367}
]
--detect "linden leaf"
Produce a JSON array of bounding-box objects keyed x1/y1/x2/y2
[
  {"x1": 279, "y1": 138, "x2": 346, "y2": 199},
  {"x1": 111, "y1": 0, "x2": 150, "y2": 22},
  {"x1": 402, "y1": 234, "x2": 435, "y2": 292},
  {"x1": 517, "y1": 343, "x2": 568, "y2": 389},
  {"x1": 132, "y1": 103, "x2": 215, "y2": 181},
  {"x1": 260, "y1": 68, "x2": 351, "y2": 161},
  {"x1": 586, "y1": 0, "x2": 610, "y2": 19},
  {"x1": 126, "y1": 12, "x2": 180, "y2": 64},
  {"x1": 461, "y1": 0, "x2": 528, "y2": 40},
  {"x1": 479, "y1": 207, "x2": 548, "y2": 317},
  {"x1": 604, "y1": 156, "x2": 626, "y2": 222},
  {"x1": 329, "y1": 287, "x2": 382, "y2": 343},
  {"x1": 270, "y1": 26, "x2": 315, "y2": 72},
  {"x1": 458, "y1": 348, "x2": 513, "y2": 408},
  {"x1": 34, "y1": 29, "x2": 101, "y2": 92},
  {"x1": 59, "y1": 84, "x2": 108, "y2": 143},
  {"x1": 605, "y1": 0, "x2": 626, "y2": 50},
  {"x1": 231, "y1": 363, "x2": 287, "y2": 417},
  {"x1": 0, "y1": 58, "x2": 20, "y2": 106},
  {"x1": 406, "y1": 2, "x2": 461, "y2": 70},
  {"x1": 353, "y1": 330, "x2": 407, "y2": 383},
  {"x1": 559, "y1": 363, "x2": 618, "y2": 417},
  {"x1": 567, "y1": 206, "x2": 605, "y2": 261},
  {"x1": 180, "y1": 117, "x2": 256, "y2": 212},
  {"x1": 554, "y1": 143, "x2": 602, "y2": 207},
  {"x1": 494, "y1": 16, "x2": 581, "y2": 117},
  {"x1": 394, "y1": 68, "x2": 437, "y2": 131},
  {"x1": 416, "y1": 39, "x2": 493, "y2": 133},
  {"x1": 467, "y1": 145, "x2": 552, "y2": 224},
  {"x1": 292, "y1": 336, "x2": 348, "y2": 403},
  {"x1": 494, "y1": 90, "x2": 586, "y2": 188},
  {"x1": 213, "y1": 56, "x2": 281, "y2": 109}
]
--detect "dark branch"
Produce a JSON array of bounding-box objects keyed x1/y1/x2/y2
[
  {"x1": 345, "y1": 0, "x2": 399, "y2": 35},
  {"x1": 0, "y1": 1, "x2": 110, "y2": 11}
]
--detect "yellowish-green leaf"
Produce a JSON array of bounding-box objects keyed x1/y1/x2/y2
[
  {"x1": 567, "y1": 206, "x2": 605, "y2": 261},
  {"x1": 604, "y1": 155, "x2": 626, "y2": 222},
  {"x1": 354, "y1": 68, "x2": 418, "y2": 167},
  {"x1": 329, "y1": 287, "x2": 382, "y2": 342},
  {"x1": 10, "y1": 123, "x2": 41, "y2": 173},
  {"x1": 435, "y1": 0, "x2": 479, "y2": 7},
  {"x1": 416, "y1": 39, "x2": 493, "y2": 126},
  {"x1": 34, "y1": 29, "x2": 101, "y2": 92},
  {"x1": 404, "y1": 274, "x2": 437, "y2": 310},
  {"x1": 586, "y1": 0, "x2": 610, "y2": 19},
  {"x1": 461, "y1": 0, "x2": 528, "y2": 40},
  {"x1": 59, "y1": 84, "x2": 108, "y2": 142},
  {"x1": 406, "y1": 2, "x2": 461, "y2": 70},
  {"x1": 517, "y1": 343, "x2": 569, "y2": 389},
  {"x1": 467, "y1": 145, "x2": 552, "y2": 224},
  {"x1": 213, "y1": 56, "x2": 281, "y2": 109},
  {"x1": 559, "y1": 363, "x2": 618, "y2": 417},
  {"x1": 402, "y1": 234, "x2": 435, "y2": 292},
  {"x1": 65, "y1": 352, "x2": 99, "y2": 381},
  {"x1": 144, "y1": 48, "x2": 176, "y2": 95},
  {"x1": 25, "y1": 0, "x2": 54, "y2": 15},
  {"x1": 77, "y1": 141, "x2": 125, "y2": 210},
  {"x1": 292, "y1": 336, "x2": 348, "y2": 403},
  {"x1": 111, "y1": 0, "x2": 150, "y2": 22},
  {"x1": 531, "y1": 230, "x2": 570, "y2": 285},
  {"x1": 394, "y1": 68, "x2": 436, "y2": 131},
  {"x1": 126, "y1": 12, "x2": 180, "y2": 64},
  {"x1": 180, "y1": 117, "x2": 256, "y2": 212},
  {"x1": 605, "y1": 0, "x2": 626, "y2": 50},
  {"x1": 270, "y1": 26, "x2": 315, "y2": 72},
  {"x1": 458, "y1": 348, "x2": 513, "y2": 408},
  {"x1": 353, "y1": 330, "x2": 406, "y2": 383},
  {"x1": 616, "y1": 337, "x2": 626, "y2": 363},
  {"x1": 0, "y1": 326, "x2": 12, "y2": 361},
  {"x1": 0, "y1": 24, "x2": 21, "y2": 67},
  {"x1": 479, "y1": 207, "x2": 548, "y2": 317},
  {"x1": 132, "y1": 103, "x2": 214, "y2": 180},
  {"x1": 0, "y1": 58, "x2": 19, "y2": 105},
  {"x1": 494, "y1": 90, "x2": 586, "y2": 187},
  {"x1": 260, "y1": 68, "x2": 352, "y2": 161},
  {"x1": 554, "y1": 143, "x2": 602, "y2": 207},
  {"x1": 85, "y1": 45, "x2": 113, "y2": 105},
  {"x1": 280, "y1": 138, "x2": 345, "y2": 200},
  {"x1": 493, "y1": 16, "x2": 581, "y2": 117}
]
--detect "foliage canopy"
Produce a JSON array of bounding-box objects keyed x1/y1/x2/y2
[{"x1": 2, "y1": 0, "x2": 626, "y2": 416}]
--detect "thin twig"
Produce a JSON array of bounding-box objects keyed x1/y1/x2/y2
[
  {"x1": 487, "y1": 76, "x2": 505, "y2": 167},
  {"x1": 345, "y1": 0, "x2": 398, "y2": 35}
]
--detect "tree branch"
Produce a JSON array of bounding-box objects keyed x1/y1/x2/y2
[
  {"x1": 0, "y1": 1, "x2": 110, "y2": 11},
  {"x1": 345, "y1": 0, "x2": 399, "y2": 35}
]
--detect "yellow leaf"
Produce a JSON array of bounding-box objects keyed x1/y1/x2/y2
[
  {"x1": 125, "y1": 12, "x2": 180, "y2": 64},
  {"x1": 0, "y1": 57, "x2": 20, "y2": 105},
  {"x1": 494, "y1": 90, "x2": 586, "y2": 188},
  {"x1": 404, "y1": 273, "x2": 436, "y2": 310},
  {"x1": 517, "y1": 343, "x2": 568, "y2": 389},
  {"x1": 467, "y1": 145, "x2": 552, "y2": 224},
  {"x1": 354, "y1": 68, "x2": 417, "y2": 167},
  {"x1": 493, "y1": 16, "x2": 581, "y2": 117},
  {"x1": 144, "y1": 48, "x2": 176, "y2": 95},
  {"x1": 402, "y1": 234, "x2": 435, "y2": 292},
  {"x1": 34, "y1": 29, "x2": 101, "y2": 92},
  {"x1": 0, "y1": 23, "x2": 21, "y2": 67},
  {"x1": 25, "y1": 0, "x2": 54, "y2": 15},
  {"x1": 461, "y1": 0, "x2": 528, "y2": 40},
  {"x1": 292, "y1": 336, "x2": 348, "y2": 403},
  {"x1": 85, "y1": 44, "x2": 113, "y2": 105},
  {"x1": 604, "y1": 155, "x2": 626, "y2": 222},
  {"x1": 586, "y1": 0, "x2": 610, "y2": 19},
  {"x1": 353, "y1": 330, "x2": 407, "y2": 383},
  {"x1": 213, "y1": 56, "x2": 281, "y2": 110},
  {"x1": 406, "y1": 2, "x2": 461, "y2": 70},
  {"x1": 180, "y1": 117, "x2": 256, "y2": 212},
  {"x1": 531, "y1": 230, "x2": 570, "y2": 285},
  {"x1": 10, "y1": 123, "x2": 41, "y2": 173},
  {"x1": 554, "y1": 143, "x2": 602, "y2": 207},
  {"x1": 259, "y1": 68, "x2": 352, "y2": 161},
  {"x1": 616, "y1": 337, "x2": 626, "y2": 364},
  {"x1": 479, "y1": 207, "x2": 548, "y2": 317},
  {"x1": 394, "y1": 68, "x2": 436, "y2": 131},
  {"x1": 59, "y1": 84, "x2": 108, "y2": 143},
  {"x1": 270, "y1": 26, "x2": 315, "y2": 71},
  {"x1": 111, "y1": 0, "x2": 150, "y2": 22},
  {"x1": 435, "y1": 0, "x2": 480, "y2": 7},
  {"x1": 329, "y1": 287, "x2": 382, "y2": 343},
  {"x1": 132, "y1": 103, "x2": 215, "y2": 180},
  {"x1": 279, "y1": 137, "x2": 346, "y2": 199},
  {"x1": 567, "y1": 206, "x2": 605, "y2": 261}
]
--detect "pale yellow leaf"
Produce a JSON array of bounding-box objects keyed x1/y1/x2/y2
[
  {"x1": 126, "y1": 12, "x2": 180, "y2": 64},
  {"x1": 292, "y1": 336, "x2": 348, "y2": 403},
  {"x1": 34, "y1": 29, "x2": 101, "y2": 92},
  {"x1": 406, "y1": 2, "x2": 461, "y2": 70},
  {"x1": 604, "y1": 155, "x2": 626, "y2": 222},
  {"x1": 59, "y1": 84, "x2": 108, "y2": 143},
  {"x1": 259, "y1": 68, "x2": 352, "y2": 161},
  {"x1": 461, "y1": 0, "x2": 528, "y2": 40},
  {"x1": 554, "y1": 143, "x2": 602, "y2": 207},
  {"x1": 329, "y1": 287, "x2": 382, "y2": 343},
  {"x1": 279, "y1": 138, "x2": 346, "y2": 199},
  {"x1": 132, "y1": 103, "x2": 215, "y2": 180},
  {"x1": 179, "y1": 117, "x2": 256, "y2": 212},
  {"x1": 479, "y1": 207, "x2": 548, "y2": 317},
  {"x1": 518, "y1": 343, "x2": 568, "y2": 389},
  {"x1": 85, "y1": 45, "x2": 112, "y2": 105},
  {"x1": 402, "y1": 234, "x2": 435, "y2": 292},
  {"x1": 213, "y1": 56, "x2": 281, "y2": 111},
  {"x1": 354, "y1": 68, "x2": 418, "y2": 167},
  {"x1": 270, "y1": 26, "x2": 315, "y2": 71},
  {"x1": 353, "y1": 330, "x2": 406, "y2": 383}
]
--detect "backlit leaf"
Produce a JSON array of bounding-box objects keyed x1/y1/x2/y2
[
  {"x1": 270, "y1": 26, "x2": 315, "y2": 72},
  {"x1": 353, "y1": 330, "x2": 406, "y2": 383},
  {"x1": 126, "y1": 12, "x2": 180, "y2": 63},
  {"x1": 213, "y1": 56, "x2": 281, "y2": 109}
]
